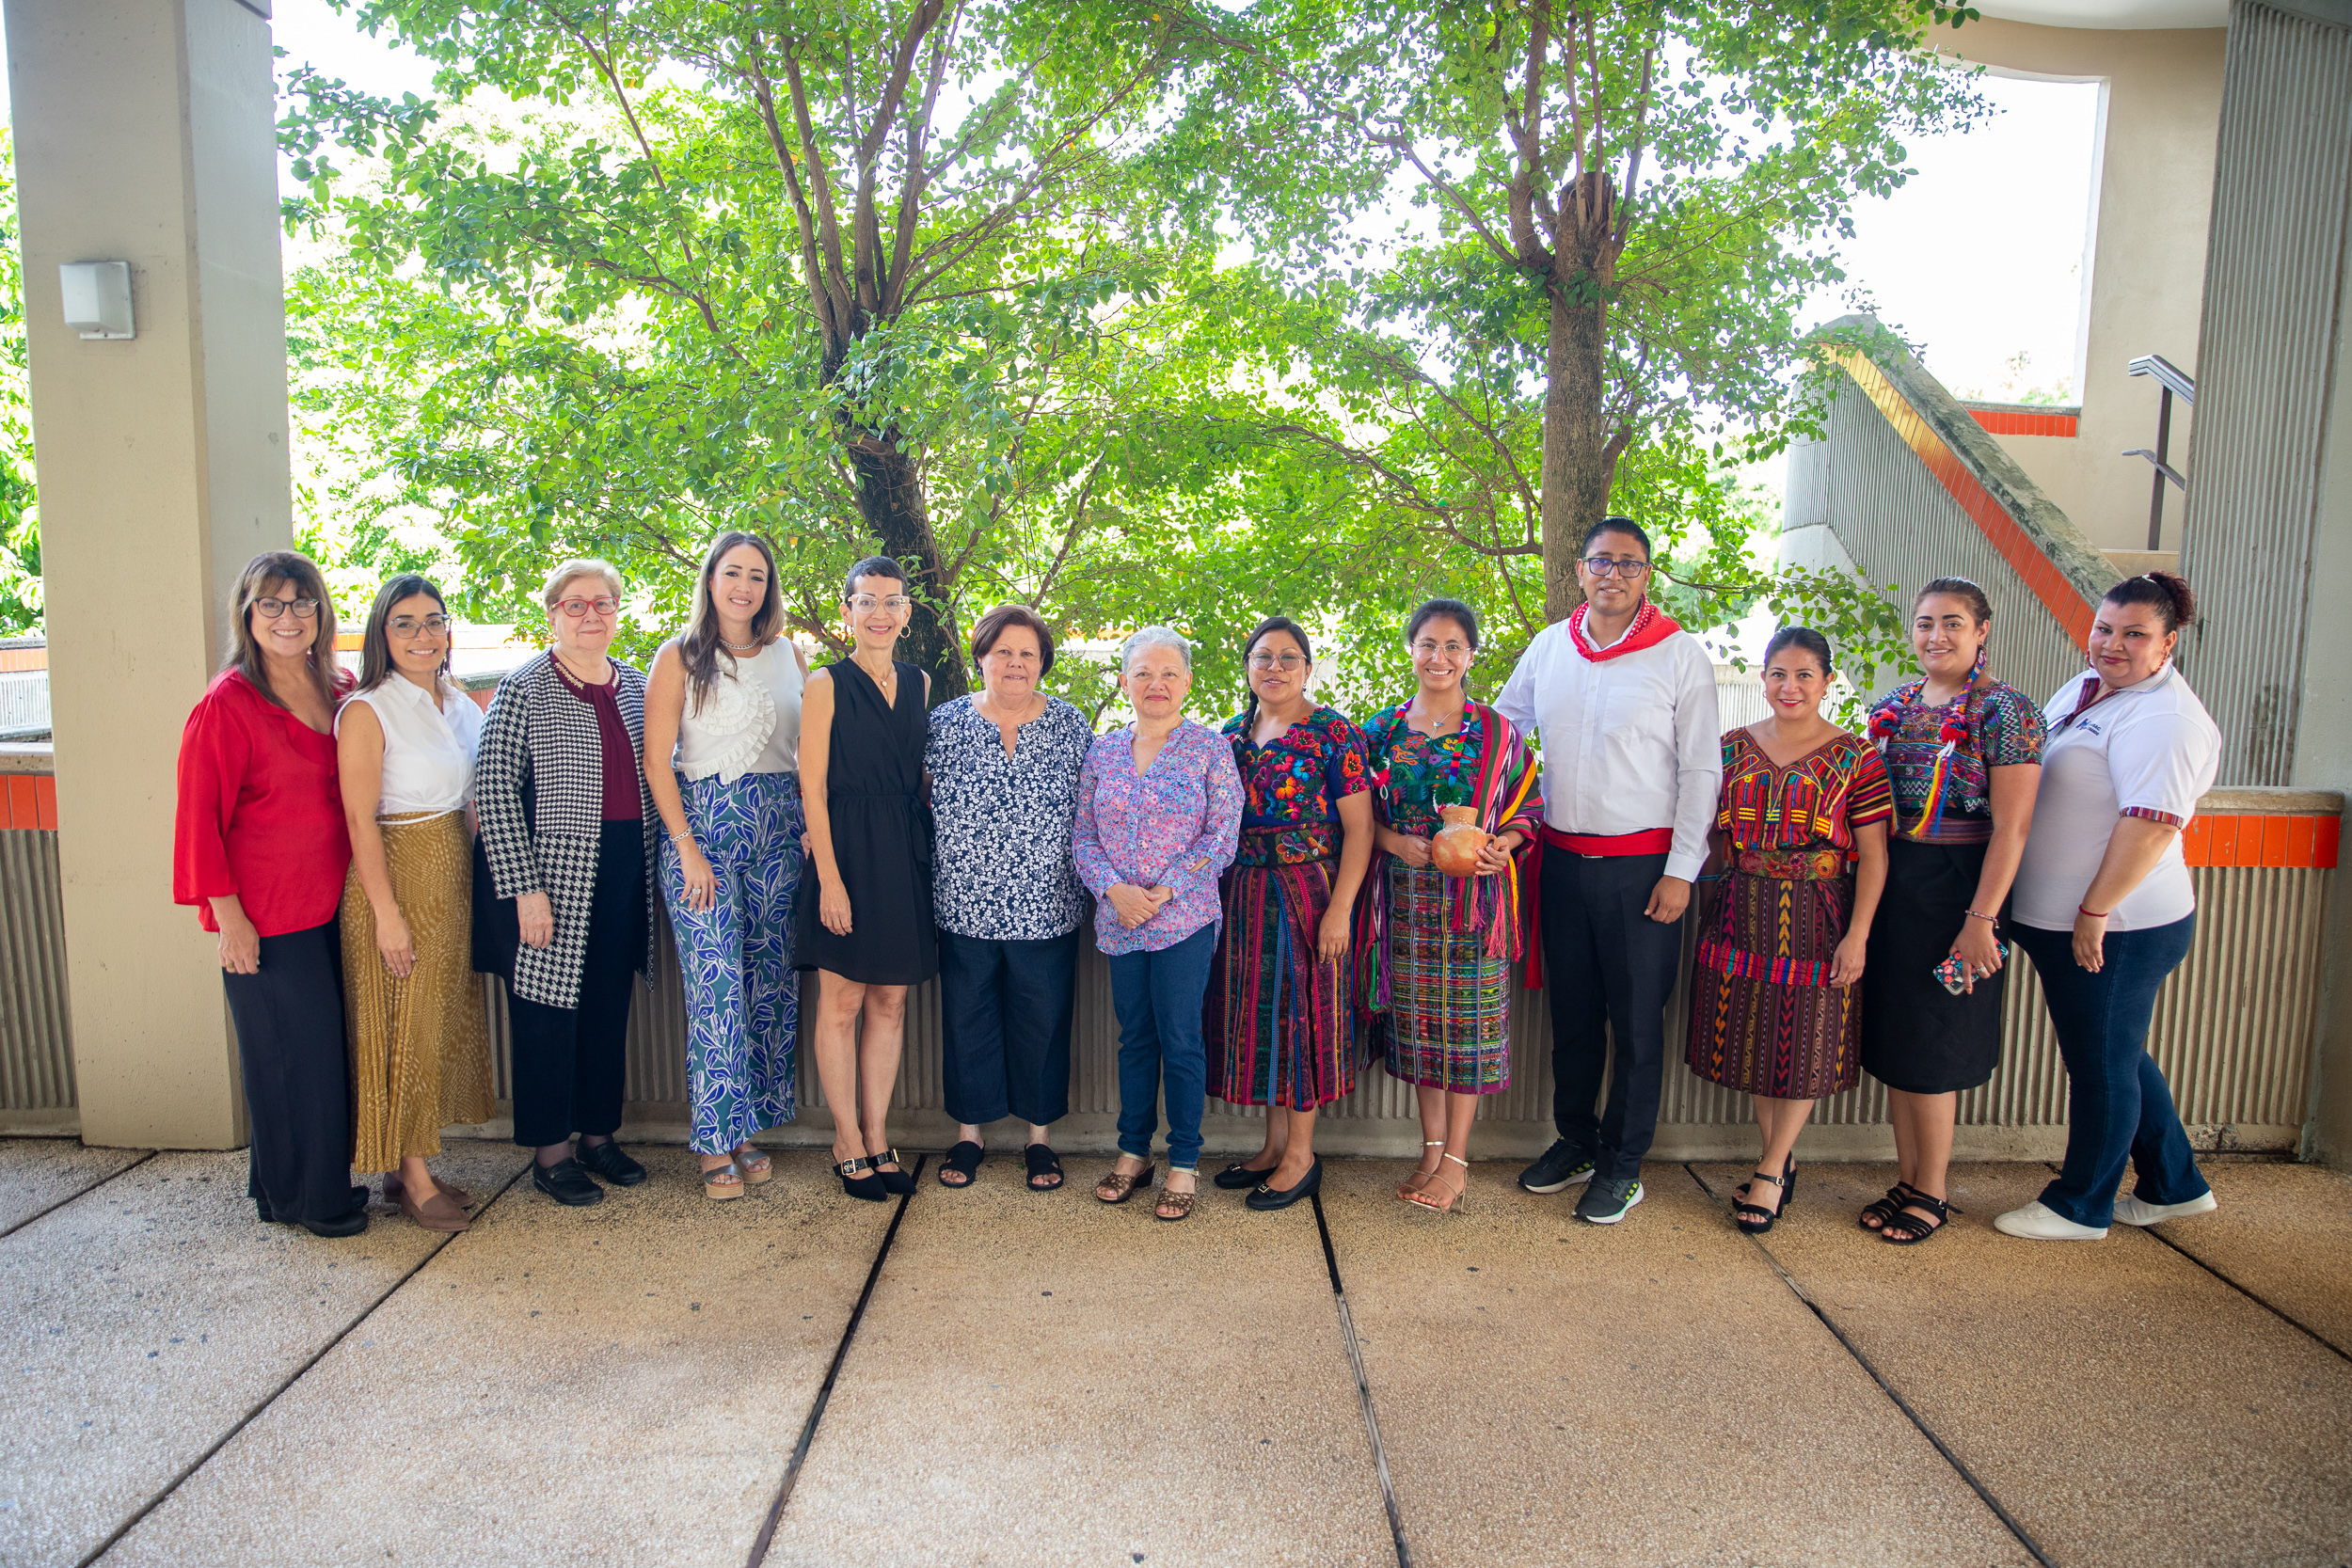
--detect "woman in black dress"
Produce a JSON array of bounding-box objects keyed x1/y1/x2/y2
[{"x1": 798, "y1": 556, "x2": 938, "y2": 1200}]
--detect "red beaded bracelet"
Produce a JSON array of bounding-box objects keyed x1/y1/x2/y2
[{"x1": 2078, "y1": 904, "x2": 2109, "y2": 919}]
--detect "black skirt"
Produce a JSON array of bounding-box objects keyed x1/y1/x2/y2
[{"x1": 1859, "y1": 836, "x2": 2008, "y2": 1095}]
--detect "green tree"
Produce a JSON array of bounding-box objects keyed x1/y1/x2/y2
[{"x1": 0, "y1": 130, "x2": 40, "y2": 638}]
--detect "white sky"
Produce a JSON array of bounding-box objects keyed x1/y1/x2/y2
[{"x1": 1, "y1": 4, "x2": 2102, "y2": 405}]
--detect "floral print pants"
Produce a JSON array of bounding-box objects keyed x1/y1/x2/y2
[{"x1": 660, "y1": 771, "x2": 803, "y2": 1154}]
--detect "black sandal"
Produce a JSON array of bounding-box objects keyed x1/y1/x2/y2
[
  {"x1": 938, "y1": 1141, "x2": 984, "y2": 1189},
  {"x1": 1880, "y1": 1190, "x2": 1949, "y2": 1244},
  {"x1": 1860, "y1": 1181, "x2": 1928, "y2": 1233},
  {"x1": 1733, "y1": 1158, "x2": 1795, "y2": 1235},
  {"x1": 1023, "y1": 1143, "x2": 1063, "y2": 1192}
]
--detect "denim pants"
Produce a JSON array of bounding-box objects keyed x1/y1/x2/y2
[
  {"x1": 1107, "y1": 923, "x2": 1217, "y2": 1171},
  {"x1": 2012, "y1": 915, "x2": 2207, "y2": 1228},
  {"x1": 1540, "y1": 850, "x2": 1681, "y2": 1182},
  {"x1": 660, "y1": 772, "x2": 803, "y2": 1154},
  {"x1": 937, "y1": 927, "x2": 1080, "y2": 1128}
]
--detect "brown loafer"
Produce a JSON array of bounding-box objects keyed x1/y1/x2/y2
[
  {"x1": 398, "y1": 1184, "x2": 471, "y2": 1233},
  {"x1": 383, "y1": 1175, "x2": 472, "y2": 1209}
]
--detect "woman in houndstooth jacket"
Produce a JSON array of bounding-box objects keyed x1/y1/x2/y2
[{"x1": 472, "y1": 559, "x2": 663, "y2": 1206}]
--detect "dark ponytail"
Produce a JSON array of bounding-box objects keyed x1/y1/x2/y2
[
  {"x1": 1763, "y1": 625, "x2": 1834, "y2": 674},
  {"x1": 1239, "y1": 614, "x2": 1312, "y2": 733},
  {"x1": 2103, "y1": 570, "x2": 2196, "y2": 633}
]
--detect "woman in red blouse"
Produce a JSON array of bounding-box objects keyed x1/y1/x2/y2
[{"x1": 173, "y1": 551, "x2": 366, "y2": 1237}]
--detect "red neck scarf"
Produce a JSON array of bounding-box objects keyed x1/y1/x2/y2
[{"x1": 1568, "y1": 599, "x2": 1681, "y2": 661}]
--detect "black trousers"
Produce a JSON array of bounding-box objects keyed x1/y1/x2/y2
[
  {"x1": 936, "y1": 927, "x2": 1079, "y2": 1128},
  {"x1": 222, "y1": 920, "x2": 363, "y2": 1226},
  {"x1": 1540, "y1": 850, "x2": 1682, "y2": 1183},
  {"x1": 508, "y1": 823, "x2": 644, "y2": 1148}
]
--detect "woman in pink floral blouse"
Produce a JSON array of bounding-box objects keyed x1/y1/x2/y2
[{"x1": 1073, "y1": 626, "x2": 1244, "y2": 1222}]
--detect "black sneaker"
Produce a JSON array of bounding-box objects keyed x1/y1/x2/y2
[
  {"x1": 575, "y1": 1140, "x2": 647, "y2": 1187},
  {"x1": 1575, "y1": 1176, "x2": 1644, "y2": 1225},
  {"x1": 1518, "y1": 1139, "x2": 1595, "y2": 1195},
  {"x1": 533, "y1": 1157, "x2": 606, "y2": 1206}
]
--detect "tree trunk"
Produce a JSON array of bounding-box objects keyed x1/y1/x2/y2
[
  {"x1": 849, "y1": 441, "x2": 966, "y2": 703},
  {"x1": 1538, "y1": 173, "x2": 1623, "y2": 624}
]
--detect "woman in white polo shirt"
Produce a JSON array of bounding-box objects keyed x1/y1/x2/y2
[{"x1": 1996, "y1": 572, "x2": 2220, "y2": 1242}]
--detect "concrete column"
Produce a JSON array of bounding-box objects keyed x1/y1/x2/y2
[{"x1": 6, "y1": 0, "x2": 292, "y2": 1148}]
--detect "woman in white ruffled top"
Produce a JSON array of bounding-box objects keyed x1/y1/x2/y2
[{"x1": 644, "y1": 532, "x2": 808, "y2": 1199}]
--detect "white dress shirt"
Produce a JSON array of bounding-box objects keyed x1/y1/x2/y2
[
  {"x1": 1494, "y1": 614, "x2": 1724, "y2": 882},
  {"x1": 337, "y1": 674, "x2": 483, "y2": 818},
  {"x1": 2012, "y1": 662, "x2": 2219, "y2": 933}
]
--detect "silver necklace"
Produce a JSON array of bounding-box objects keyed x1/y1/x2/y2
[{"x1": 720, "y1": 634, "x2": 762, "y2": 653}]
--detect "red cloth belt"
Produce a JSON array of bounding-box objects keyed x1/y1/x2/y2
[{"x1": 1522, "y1": 824, "x2": 1674, "y2": 990}]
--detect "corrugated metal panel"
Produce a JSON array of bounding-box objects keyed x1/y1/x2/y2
[
  {"x1": 1808, "y1": 378, "x2": 2090, "y2": 706},
  {"x1": 2178, "y1": 1, "x2": 2352, "y2": 784},
  {"x1": 0, "y1": 830, "x2": 74, "y2": 1110}
]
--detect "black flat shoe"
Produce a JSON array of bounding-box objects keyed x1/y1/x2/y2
[
  {"x1": 532, "y1": 1158, "x2": 606, "y2": 1207},
  {"x1": 1214, "y1": 1162, "x2": 1276, "y2": 1191},
  {"x1": 835, "y1": 1156, "x2": 887, "y2": 1203},
  {"x1": 259, "y1": 1184, "x2": 369, "y2": 1228},
  {"x1": 297, "y1": 1207, "x2": 370, "y2": 1238},
  {"x1": 1245, "y1": 1158, "x2": 1323, "y2": 1212},
  {"x1": 575, "y1": 1141, "x2": 647, "y2": 1187},
  {"x1": 870, "y1": 1148, "x2": 916, "y2": 1196}
]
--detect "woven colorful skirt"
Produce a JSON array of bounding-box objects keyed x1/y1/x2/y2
[
  {"x1": 1683, "y1": 852, "x2": 1861, "y2": 1100},
  {"x1": 1377, "y1": 861, "x2": 1511, "y2": 1094},
  {"x1": 1206, "y1": 831, "x2": 1359, "y2": 1110}
]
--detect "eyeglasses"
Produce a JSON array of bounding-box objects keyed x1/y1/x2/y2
[
  {"x1": 388, "y1": 614, "x2": 453, "y2": 636},
  {"x1": 1248, "y1": 652, "x2": 1307, "y2": 672},
  {"x1": 253, "y1": 596, "x2": 320, "y2": 620},
  {"x1": 556, "y1": 596, "x2": 621, "y2": 619},
  {"x1": 848, "y1": 594, "x2": 913, "y2": 614},
  {"x1": 1581, "y1": 557, "x2": 1650, "y2": 578},
  {"x1": 1410, "y1": 640, "x2": 1470, "y2": 657}
]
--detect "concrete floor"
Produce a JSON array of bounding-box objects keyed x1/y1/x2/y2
[{"x1": 0, "y1": 1140, "x2": 2344, "y2": 1568}]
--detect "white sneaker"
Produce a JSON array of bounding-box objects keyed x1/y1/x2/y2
[
  {"x1": 2113, "y1": 1191, "x2": 2218, "y2": 1227},
  {"x1": 1993, "y1": 1200, "x2": 2109, "y2": 1242}
]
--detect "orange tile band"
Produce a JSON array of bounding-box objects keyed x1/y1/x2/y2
[
  {"x1": 0, "y1": 774, "x2": 56, "y2": 830},
  {"x1": 1968, "y1": 409, "x2": 2079, "y2": 438},
  {"x1": 0, "y1": 647, "x2": 44, "y2": 673},
  {"x1": 2184, "y1": 814, "x2": 2339, "y2": 869},
  {"x1": 1835, "y1": 352, "x2": 2096, "y2": 648}
]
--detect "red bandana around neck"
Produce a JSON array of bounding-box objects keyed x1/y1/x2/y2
[{"x1": 1567, "y1": 599, "x2": 1681, "y2": 662}]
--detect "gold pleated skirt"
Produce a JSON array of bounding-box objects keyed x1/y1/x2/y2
[{"x1": 341, "y1": 811, "x2": 493, "y2": 1170}]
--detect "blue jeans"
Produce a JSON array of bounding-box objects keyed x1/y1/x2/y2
[
  {"x1": 1107, "y1": 923, "x2": 1217, "y2": 1171},
  {"x1": 2012, "y1": 915, "x2": 2208, "y2": 1228}
]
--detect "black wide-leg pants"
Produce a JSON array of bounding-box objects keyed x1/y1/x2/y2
[{"x1": 221, "y1": 920, "x2": 364, "y2": 1226}]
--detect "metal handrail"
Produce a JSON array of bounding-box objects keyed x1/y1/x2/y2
[{"x1": 2125, "y1": 355, "x2": 2196, "y2": 550}]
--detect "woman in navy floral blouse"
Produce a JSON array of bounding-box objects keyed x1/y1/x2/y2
[{"x1": 1205, "y1": 615, "x2": 1375, "y2": 1212}]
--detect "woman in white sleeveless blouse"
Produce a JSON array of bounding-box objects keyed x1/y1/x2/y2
[{"x1": 644, "y1": 533, "x2": 808, "y2": 1199}]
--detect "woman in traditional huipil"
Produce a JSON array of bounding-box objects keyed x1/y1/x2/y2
[
  {"x1": 1359, "y1": 599, "x2": 1541, "y2": 1215},
  {"x1": 1685, "y1": 627, "x2": 1892, "y2": 1234},
  {"x1": 1858, "y1": 578, "x2": 2044, "y2": 1244},
  {"x1": 337, "y1": 574, "x2": 492, "y2": 1232},
  {"x1": 644, "y1": 532, "x2": 806, "y2": 1200},
  {"x1": 1206, "y1": 615, "x2": 1375, "y2": 1212}
]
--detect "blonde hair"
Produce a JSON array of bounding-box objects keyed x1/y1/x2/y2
[
  {"x1": 221, "y1": 550, "x2": 342, "y2": 710},
  {"x1": 541, "y1": 558, "x2": 624, "y2": 609}
]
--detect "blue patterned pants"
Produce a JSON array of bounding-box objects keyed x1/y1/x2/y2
[{"x1": 660, "y1": 771, "x2": 803, "y2": 1154}]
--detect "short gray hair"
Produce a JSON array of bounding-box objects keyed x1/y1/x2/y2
[{"x1": 1119, "y1": 625, "x2": 1192, "y2": 673}]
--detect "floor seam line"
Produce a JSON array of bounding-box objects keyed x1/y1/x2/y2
[
  {"x1": 75, "y1": 1158, "x2": 533, "y2": 1567},
  {"x1": 1678, "y1": 1164, "x2": 2058, "y2": 1568},
  {"x1": 1310, "y1": 1192, "x2": 1414, "y2": 1568},
  {"x1": 746, "y1": 1151, "x2": 927, "y2": 1568},
  {"x1": 0, "y1": 1150, "x2": 159, "y2": 1242}
]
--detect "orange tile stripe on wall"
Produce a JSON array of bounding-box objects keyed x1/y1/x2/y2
[
  {"x1": 1834, "y1": 352, "x2": 2096, "y2": 648},
  {"x1": 1, "y1": 774, "x2": 57, "y2": 830},
  {"x1": 1967, "y1": 408, "x2": 2079, "y2": 438},
  {"x1": 0, "y1": 646, "x2": 44, "y2": 673},
  {"x1": 2185, "y1": 814, "x2": 2340, "y2": 869}
]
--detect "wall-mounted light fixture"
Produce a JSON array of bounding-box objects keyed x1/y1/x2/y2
[{"x1": 59, "y1": 261, "x2": 135, "y2": 341}]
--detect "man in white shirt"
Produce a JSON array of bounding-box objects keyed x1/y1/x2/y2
[{"x1": 1495, "y1": 517, "x2": 1722, "y2": 1225}]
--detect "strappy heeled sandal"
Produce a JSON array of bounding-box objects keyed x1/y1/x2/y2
[
  {"x1": 1406, "y1": 1153, "x2": 1470, "y2": 1215},
  {"x1": 1880, "y1": 1189, "x2": 1950, "y2": 1245},
  {"x1": 702, "y1": 1162, "x2": 747, "y2": 1201},
  {"x1": 731, "y1": 1147, "x2": 772, "y2": 1185},
  {"x1": 1397, "y1": 1140, "x2": 1445, "y2": 1201},
  {"x1": 1095, "y1": 1161, "x2": 1155, "y2": 1205},
  {"x1": 1859, "y1": 1180, "x2": 1928, "y2": 1233},
  {"x1": 1733, "y1": 1158, "x2": 1794, "y2": 1235},
  {"x1": 1155, "y1": 1174, "x2": 1198, "y2": 1222},
  {"x1": 834, "y1": 1154, "x2": 887, "y2": 1203}
]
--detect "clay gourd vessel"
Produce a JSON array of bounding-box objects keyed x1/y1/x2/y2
[{"x1": 1429, "y1": 804, "x2": 1489, "y2": 877}]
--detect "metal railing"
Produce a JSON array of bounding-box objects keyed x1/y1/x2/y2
[{"x1": 2125, "y1": 354, "x2": 2196, "y2": 551}]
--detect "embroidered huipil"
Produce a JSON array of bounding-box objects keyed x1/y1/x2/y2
[
  {"x1": 1221, "y1": 706, "x2": 1372, "y2": 864},
  {"x1": 1072, "y1": 720, "x2": 1244, "y2": 955},
  {"x1": 1359, "y1": 705, "x2": 1543, "y2": 840},
  {"x1": 1867, "y1": 680, "x2": 2045, "y2": 844}
]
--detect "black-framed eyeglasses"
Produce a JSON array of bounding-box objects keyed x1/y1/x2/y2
[
  {"x1": 388, "y1": 613, "x2": 453, "y2": 636},
  {"x1": 1580, "y1": 557, "x2": 1650, "y2": 578},
  {"x1": 254, "y1": 596, "x2": 320, "y2": 620}
]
